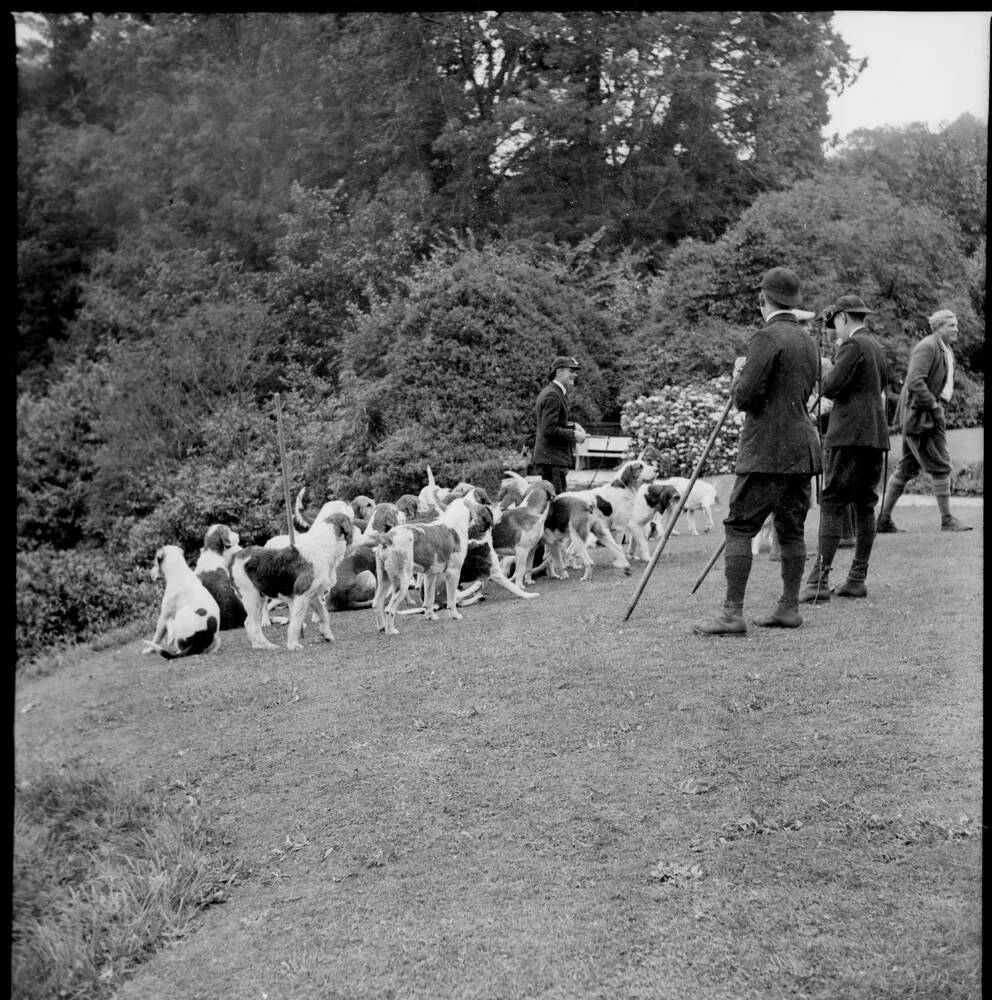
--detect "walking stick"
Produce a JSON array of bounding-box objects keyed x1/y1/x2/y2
[
  {"x1": 690, "y1": 538, "x2": 726, "y2": 595},
  {"x1": 274, "y1": 392, "x2": 295, "y2": 548},
  {"x1": 622, "y1": 392, "x2": 736, "y2": 622}
]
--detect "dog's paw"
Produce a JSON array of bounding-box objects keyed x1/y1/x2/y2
[
  {"x1": 286, "y1": 641, "x2": 303, "y2": 651},
  {"x1": 520, "y1": 591, "x2": 539, "y2": 599}
]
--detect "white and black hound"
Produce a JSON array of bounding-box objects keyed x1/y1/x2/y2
[
  {"x1": 371, "y1": 488, "x2": 487, "y2": 635},
  {"x1": 144, "y1": 545, "x2": 221, "y2": 659},
  {"x1": 626, "y1": 483, "x2": 681, "y2": 561},
  {"x1": 232, "y1": 510, "x2": 354, "y2": 651},
  {"x1": 194, "y1": 524, "x2": 246, "y2": 629}
]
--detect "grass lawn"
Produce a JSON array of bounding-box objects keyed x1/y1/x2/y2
[{"x1": 14, "y1": 503, "x2": 983, "y2": 1000}]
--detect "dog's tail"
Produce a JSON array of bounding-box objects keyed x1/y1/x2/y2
[
  {"x1": 292, "y1": 487, "x2": 310, "y2": 531},
  {"x1": 292, "y1": 487, "x2": 311, "y2": 532}
]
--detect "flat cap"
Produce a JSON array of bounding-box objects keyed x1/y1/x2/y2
[
  {"x1": 822, "y1": 294, "x2": 873, "y2": 324},
  {"x1": 549, "y1": 355, "x2": 580, "y2": 377}
]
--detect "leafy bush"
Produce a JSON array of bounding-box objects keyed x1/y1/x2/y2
[
  {"x1": 945, "y1": 370, "x2": 983, "y2": 430},
  {"x1": 621, "y1": 375, "x2": 745, "y2": 477},
  {"x1": 16, "y1": 547, "x2": 157, "y2": 668},
  {"x1": 16, "y1": 358, "x2": 110, "y2": 551}
]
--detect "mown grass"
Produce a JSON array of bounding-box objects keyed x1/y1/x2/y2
[{"x1": 14, "y1": 502, "x2": 983, "y2": 1000}]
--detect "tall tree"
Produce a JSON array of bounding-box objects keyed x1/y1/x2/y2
[{"x1": 833, "y1": 115, "x2": 987, "y2": 254}]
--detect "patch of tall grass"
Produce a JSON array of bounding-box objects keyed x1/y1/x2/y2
[{"x1": 13, "y1": 763, "x2": 240, "y2": 1000}]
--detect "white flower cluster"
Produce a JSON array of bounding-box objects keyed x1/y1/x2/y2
[{"x1": 621, "y1": 376, "x2": 743, "y2": 477}]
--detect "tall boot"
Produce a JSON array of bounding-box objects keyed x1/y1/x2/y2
[
  {"x1": 692, "y1": 537, "x2": 751, "y2": 635},
  {"x1": 799, "y1": 503, "x2": 844, "y2": 603},
  {"x1": 835, "y1": 504, "x2": 877, "y2": 597},
  {"x1": 934, "y1": 477, "x2": 973, "y2": 531},
  {"x1": 754, "y1": 544, "x2": 805, "y2": 628},
  {"x1": 876, "y1": 473, "x2": 907, "y2": 533}
]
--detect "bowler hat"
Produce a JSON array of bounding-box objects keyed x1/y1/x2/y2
[
  {"x1": 822, "y1": 294, "x2": 873, "y2": 324},
  {"x1": 549, "y1": 355, "x2": 580, "y2": 378},
  {"x1": 759, "y1": 267, "x2": 802, "y2": 307}
]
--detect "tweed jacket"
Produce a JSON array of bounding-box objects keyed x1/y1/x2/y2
[
  {"x1": 894, "y1": 333, "x2": 951, "y2": 436},
  {"x1": 732, "y1": 313, "x2": 822, "y2": 475},
  {"x1": 531, "y1": 381, "x2": 578, "y2": 467},
  {"x1": 820, "y1": 329, "x2": 890, "y2": 450}
]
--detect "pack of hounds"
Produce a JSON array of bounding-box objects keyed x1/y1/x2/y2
[{"x1": 143, "y1": 460, "x2": 726, "y2": 659}]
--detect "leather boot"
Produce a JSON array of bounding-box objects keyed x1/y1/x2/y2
[
  {"x1": 876, "y1": 474, "x2": 906, "y2": 532},
  {"x1": 833, "y1": 558, "x2": 868, "y2": 598},
  {"x1": 753, "y1": 600, "x2": 803, "y2": 628},
  {"x1": 799, "y1": 563, "x2": 831, "y2": 604},
  {"x1": 934, "y1": 478, "x2": 973, "y2": 531},
  {"x1": 692, "y1": 602, "x2": 747, "y2": 636}
]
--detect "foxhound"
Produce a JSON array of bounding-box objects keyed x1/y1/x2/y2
[
  {"x1": 193, "y1": 524, "x2": 246, "y2": 629},
  {"x1": 144, "y1": 545, "x2": 221, "y2": 659},
  {"x1": 231, "y1": 510, "x2": 354, "y2": 651},
  {"x1": 371, "y1": 489, "x2": 487, "y2": 635},
  {"x1": 626, "y1": 483, "x2": 681, "y2": 561},
  {"x1": 490, "y1": 477, "x2": 557, "y2": 590}
]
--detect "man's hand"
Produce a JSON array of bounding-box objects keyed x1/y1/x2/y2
[
  {"x1": 731, "y1": 356, "x2": 747, "y2": 383},
  {"x1": 932, "y1": 403, "x2": 946, "y2": 431},
  {"x1": 573, "y1": 426, "x2": 588, "y2": 443}
]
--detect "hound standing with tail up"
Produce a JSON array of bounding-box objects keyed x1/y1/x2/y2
[
  {"x1": 231, "y1": 510, "x2": 354, "y2": 651},
  {"x1": 144, "y1": 545, "x2": 221, "y2": 659}
]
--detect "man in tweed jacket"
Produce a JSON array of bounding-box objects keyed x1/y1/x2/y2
[
  {"x1": 877, "y1": 309, "x2": 972, "y2": 532},
  {"x1": 693, "y1": 266, "x2": 822, "y2": 636},
  {"x1": 800, "y1": 294, "x2": 889, "y2": 604}
]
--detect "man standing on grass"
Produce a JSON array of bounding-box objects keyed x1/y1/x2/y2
[
  {"x1": 693, "y1": 266, "x2": 822, "y2": 636},
  {"x1": 877, "y1": 309, "x2": 972, "y2": 533},
  {"x1": 799, "y1": 294, "x2": 888, "y2": 604},
  {"x1": 531, "y1": 355, "x2": 587, "y2": 497}
]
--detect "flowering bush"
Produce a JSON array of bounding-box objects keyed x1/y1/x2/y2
[{"x1": 621, "y1": 376, "x2": 745, "y2": 477}]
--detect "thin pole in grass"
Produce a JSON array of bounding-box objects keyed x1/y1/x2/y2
[
  {"x1": 690, "y1": 537, "x2": 726, "y2": 595},
  {"x1": 622, "y1": 392, "x2": 736, "y2": 622},
  {"x1": 274, "y1": 392, "x2": 295, "y2": 548}
]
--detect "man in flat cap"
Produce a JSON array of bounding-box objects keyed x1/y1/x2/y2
[
  {"x1": 877, "y1": 309, "x2": 972, "y2": 532},
  {"x1": 800, "y1": 294, "x2": 889, "y2": 603},
  {"x1": 693, "y1": 266, "x2": 822, "y2": 635},
  {"x1": 531, "y1": 355, "x2": 587, "y2": 496}
]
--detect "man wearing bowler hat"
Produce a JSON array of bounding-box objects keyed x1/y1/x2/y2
[
  {"x1": 693, "y1": 266, "x2": 822, "y2": 635},
  {"x1": 799, "y1": 294, "x2": 889, "y2": 603},
  {"x1": 531, "y1": 355, "x2": 588, "y2": 496}
]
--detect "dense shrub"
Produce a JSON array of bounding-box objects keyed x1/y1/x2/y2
[
  {"x1": 621, "y1": 375, "x2": 745, "y2": 477},
  {"x1": 16, "y1": 358, "x2": 110, "y2": 551},
  {"x1": 16, "y1": 547, "x2": 157, "y2": 667}
]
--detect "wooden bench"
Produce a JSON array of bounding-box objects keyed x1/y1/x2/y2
[{"x1": 574, "y1": 434, "x2": 633, "y2": 471}]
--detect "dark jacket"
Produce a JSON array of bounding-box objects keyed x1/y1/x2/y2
[
  {"x1": 821, "y1": 329, "x2": 889, "y2": 450},
  {"x1": 894, "y1": 333, "x2": 951, "y2": 436},
  {"x1": 531, "y1": 381, "x2": 578, "y2": 467},
  {"x1": 733, "y1": 313, "x2": 822, "y2": 475}
]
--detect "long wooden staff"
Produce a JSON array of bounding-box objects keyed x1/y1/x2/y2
[
  {"x1": 274, "y1": 392, "x2": 295, "y2": 548},
  {"x1": 622, "y1": 392, "x2": 735, "y2": 622},
  {"x1": 690, "y1": 538, "x2": 726, "y2": 595}
]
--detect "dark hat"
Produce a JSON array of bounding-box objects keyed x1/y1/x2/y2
[
  {"x1": 822, "y1": 294, "x2": 873, "y2": 324},
  {"x1": 759, "y1": 266, "x2": 802, "y2": 307},
  {"x1": 549, "y1": 355, "x2": 580, "y2": 378}
]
